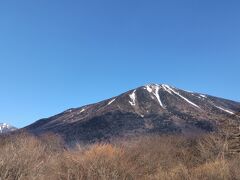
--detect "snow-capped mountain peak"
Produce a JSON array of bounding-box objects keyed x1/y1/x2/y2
[
  {"x1": 24, "y1": 83, "x2": 240, "y2": 143},
  {"x1": 0, "y1": 123, "x2": 17, "y2": 134}
]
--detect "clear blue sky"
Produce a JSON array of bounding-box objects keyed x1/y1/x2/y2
[{"x1": 0, "y1": 0, "x2": 240, "y2": 128}]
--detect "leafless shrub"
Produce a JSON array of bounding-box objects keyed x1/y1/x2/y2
[{"x1": 0, "y1": 132, "x2": 239, "y2": 180}]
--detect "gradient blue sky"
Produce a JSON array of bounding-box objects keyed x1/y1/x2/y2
[{"x1": 0, "y1": 0, "x2": 240, "y2": 128}]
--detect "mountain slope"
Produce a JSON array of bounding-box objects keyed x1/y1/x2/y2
[
  {"x1": 0, "y1": 123, "x2": 17, "y2": 134},
  {"x1": 25, "y1": 84, "x2": 240, "y2": 143}
]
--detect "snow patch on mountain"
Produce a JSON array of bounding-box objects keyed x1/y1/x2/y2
[
  {"x1": 80, "y1": 108, "x2": 85, "y2": 113},
  {"x1": 146, "y1": 85, "x2": 153, "y2": 93},
  {"x1": 129, "y1": 90, "x2": 137, "y2": 106},
  {"x1": 200, "y1": 94, "x2": 207, "y2": 98}
]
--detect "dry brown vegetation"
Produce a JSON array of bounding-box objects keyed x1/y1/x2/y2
[{"x1": 0, "y1": 132, "x2": 240, "y2": 180}]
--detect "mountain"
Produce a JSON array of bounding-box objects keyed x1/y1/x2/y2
[
  {"x1": 0, "y1": 123, "x2": 17, "y2": 134},
  {"x1": 24, "y1": 84, "x2": 240, "y2": 143}
]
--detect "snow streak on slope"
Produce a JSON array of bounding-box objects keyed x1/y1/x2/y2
[
  {"x1": 145, "y1": 85, "x2": 164, "y2": 108},
  {"x1": 153, "y1": 86, "x2": 164, "y2": 108},
  {"x1": 162, "y1": 84, "x2": 173, "y2": 94},
  {"x1": 108, "y1": 99, "x2": 116, "y2": 105},
  {"x1": 215, "y1": 106, "x2": 235, "y2": 115},
  {"x1": 162, "y1": 84, "x2": 200, "y2": 109},
  {"x1": 80, "y1": 108, "x2": 85, "y2": 113}
]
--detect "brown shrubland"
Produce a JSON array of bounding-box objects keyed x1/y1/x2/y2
[{"x1": 0, "y1": 132, "x2": 240, "y2": 180}]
